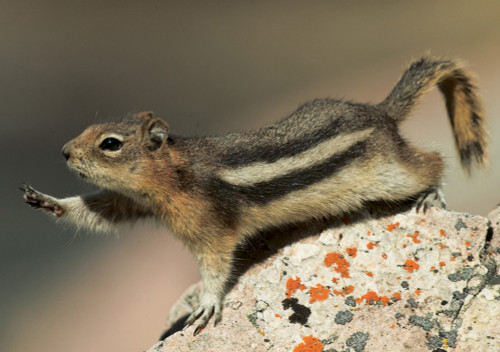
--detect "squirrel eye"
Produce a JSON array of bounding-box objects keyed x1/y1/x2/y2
[{"x1": 99, "y1": 137, "x2": 123, "y2": 151}]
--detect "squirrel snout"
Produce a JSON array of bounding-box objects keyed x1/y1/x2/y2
[{"x1": 62, "y1": 144, "x2": 71, "y2": 161}]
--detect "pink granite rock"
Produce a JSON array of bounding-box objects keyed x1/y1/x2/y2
[{"x1": 149, "y1": 205, "x2": 499, "y2": 352}]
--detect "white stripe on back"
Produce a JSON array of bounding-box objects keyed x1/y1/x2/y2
[{"x1": 218, "y1": 128, "x2": 374, "y2": 186}]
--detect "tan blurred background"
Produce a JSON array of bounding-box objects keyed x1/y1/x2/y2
[{"x1": 1, "y1": 1, "x2": 499, "y2": 351}]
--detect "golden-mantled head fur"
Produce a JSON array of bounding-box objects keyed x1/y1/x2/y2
[{"x1": 61, "y1": 112, "x2": 173, "y2": 197}]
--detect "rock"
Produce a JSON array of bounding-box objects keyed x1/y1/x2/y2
[{"x1": 149, "y1": 205, "x2": 499, "y2": 352}]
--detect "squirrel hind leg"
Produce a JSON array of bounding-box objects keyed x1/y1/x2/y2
[
  {"x1": 399, "y1": 144, "x2": 444, "y2": 188},
  {"x1": 400, "y1": 148, "x2": 446, "y2": 212}
]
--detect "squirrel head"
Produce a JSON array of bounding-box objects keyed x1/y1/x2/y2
[{"x1": 61, "y1": 112, "x2": 174, "y2": 194}]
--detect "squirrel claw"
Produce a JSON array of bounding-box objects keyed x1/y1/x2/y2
[
  {"x1": 184, "y1": 298, "x2": 222, "y2": 336},
  {"x1": 415, "y1": 188, "x2": 446, "y2": 213},
  {"x1": 20, "y1": 184, "x2": 64, "y2": 217}
]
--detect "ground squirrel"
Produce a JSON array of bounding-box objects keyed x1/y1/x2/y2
[{"x1": 22, "y1": 57, "x2": 487, "y2": 335}]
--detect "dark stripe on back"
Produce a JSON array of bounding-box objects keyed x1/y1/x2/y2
[
  {"x1": 215, "y1": 100, "x2": 379, "y2": 166},
  {"x1": 210, "y1": 140, "x2": 367, "y2": 206}
]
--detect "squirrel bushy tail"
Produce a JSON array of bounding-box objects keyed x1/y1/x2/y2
[{"x1": 379, "y1": 57, "x2": 487, "y2": 173}]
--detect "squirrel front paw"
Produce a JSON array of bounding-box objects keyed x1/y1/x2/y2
[
  {"x1": 184, "y1": 293, "x2": 223, "y2": 335},
  {"x1": 20, "y1": 184, "x2": 64, "y2": 217}
]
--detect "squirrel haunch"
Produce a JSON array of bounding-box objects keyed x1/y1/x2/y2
[{"x1": 22, "y1": 57, "x2": 487, "y2": 335}]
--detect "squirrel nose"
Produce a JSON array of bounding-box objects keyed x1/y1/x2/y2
[{"x1": 62, "y1": 144, "x2": 71, "y2": 161}]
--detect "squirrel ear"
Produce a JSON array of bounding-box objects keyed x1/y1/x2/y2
[
  {"x1": 142, "y1": 117, "x2": 169, "y2": 151},
  {"x1": 135, "y1": 111, "x2": 155, "y2": 122}
]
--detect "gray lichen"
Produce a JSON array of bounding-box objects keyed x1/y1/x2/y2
[
  {"x1": 346, "y1": 332, "x2": 370, "y2": 352},
  {"x1": 334, "y1": 310, "x2": 353, "y2": 325}
]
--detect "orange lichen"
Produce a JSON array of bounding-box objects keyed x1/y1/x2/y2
[
  {"x1": 470, "y1": 233, "x2": 475, "y2": 237},
  {"x1": 402, "y1": 244, "x2": 407, "y2": 248},
  {"x1": 346, "y1": 247, "x2": 357, "y2": 258},
  {"x1": 355, "y1": 297, "x2": 363, "y2": 305},
  {"x1": 386, "y1": 222, "x2": 400, "y2": 232},
  {"x1": 415, "y1": 289, "x2": 421, "y2": 296},
  {"x1": 367, "y1": 242, "x2": 379, "y2": 249},
  {"x1": 392, "y1": 292, "x2": 401, "y2": 300},
  {"x1": 332, "y1": 289, "x2": 344, "y2": 297},
  {"x1": 309, "y1": 284, "x2": 330, "y2": 303},
  {"x1": 450, "y1": 256, "x2": 455, "y2": 261},
  {"x1": 391, "y1": 324, "x2": 395, "y2": 328},
  {"x1": 439, "y1": 244, "x2": 446, "y2": 249},
  {"x1": 439, "y1": 229, "x2": 447, "y2": 237},
  {"x1": 403, "y1": 259, "x2": 419, "y2": 273},
  {"x1": 465, "y1": 241, "x2": 471, "y2": 248},
  {"x1": 275, "y1": 313, "x2": 282, "y2": 318},
  {"x1": 382, "y1": 253, "x2": 388, "y2": 260},
  {"x1": 366, "y1": 272, "x2": 374, "y2": 277},
  {"x1": 367, "y1": 231, "x2": 371, "y2": 236},
  {"x1": 331, "y1": 277, "x2": 339, "y2": 284},
  {"x1": 293, "y1": 335, "x2": 324, "y2": 352},
  {"x1": 367, "y1": 292, "x2": 381, "y2": 304},
  {"x1": 359, "y1": 291, "x2": 390, "y2": 306},
  {"x1": 324, "y1": 252, "x2": 351, "y2": 278},
  {"x1": 361, "y1": 291, "x2": 379, "y2": 302},
  {"x1": 343, "y1": 285, "x2": 355, "y2": 295},
  {"x1": 396, "y1": 276, "x2": 402, "y2": 280},
  {"x1": 407, "y1": 231, "x2": 421, "y2": 244},
  {"x1": 361, "y1": 291, "x2": 379, "y2": 301},
  {"x1": 286, "y1": 277, "x2": 306, "y2": 298},
  {"x1": 439, "y1": 261, "x2": 446, "y2": 267}
]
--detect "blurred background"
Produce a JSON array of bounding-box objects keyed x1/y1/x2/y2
[{"x1": 1, "y1": 1, "x2": 499, "y2": 351}]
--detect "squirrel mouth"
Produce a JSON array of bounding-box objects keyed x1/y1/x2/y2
[{"x1": 78, "y1": 172, "x2": 87, "y2": 179}]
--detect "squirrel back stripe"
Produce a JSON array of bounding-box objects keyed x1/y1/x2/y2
[
  {"x1": 217, "y1": 128, "x2": 374, "y2": 187},
  {"x1": 211, "y1": 140, "x2": 367, "y2": 206},
  {"x1": 379, "y1": 57, "x2": 487, "y2": 172}
]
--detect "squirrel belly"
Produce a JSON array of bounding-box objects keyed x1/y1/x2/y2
[{"x1": 22, "y1": 57, "x2": 487, "y2": 335}]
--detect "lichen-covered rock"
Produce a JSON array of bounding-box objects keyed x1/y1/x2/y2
[{"x1": 149, "y1": 206, "x2": 499, "y2": 352}]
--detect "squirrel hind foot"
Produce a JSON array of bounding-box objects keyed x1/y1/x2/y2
[{"x1": 415, "y1": 188, "x2": 447, "y2": 214}]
